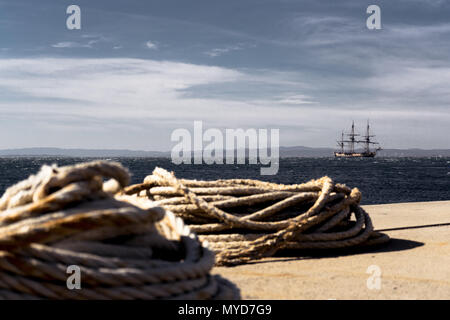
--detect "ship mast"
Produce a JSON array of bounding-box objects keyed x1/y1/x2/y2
[
  {"x1": 347, "y1": 121, "x2": 359, "y2": 153},
  {"x1": 336, "y1": 130, "x2": 345, "y2": 153},
  {"x1": 335, "y1": 120, "x2": 382, "y2": 157},
  {"x1": 364, "y1": 120, "x2": 372, "y2": 153},
  {"x1": 358, "y1": 120, "x2": 380, "y2": 153}
]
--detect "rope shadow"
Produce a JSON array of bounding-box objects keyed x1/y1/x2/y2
[
  {"x1": 376, "y1": 222, "x2": 450, "y2": 232},
  {"x1": 238, "y1": 238, "x2": 424, "y2": 266}
]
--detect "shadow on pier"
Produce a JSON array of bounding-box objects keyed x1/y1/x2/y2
[{"x1": 240, "y1": 237, "x2": 425, "y2": 266}]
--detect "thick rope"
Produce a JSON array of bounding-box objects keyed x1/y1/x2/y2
[
  {"x1": 0, "y1": 161, "x2": 240, "y2": 300},
  {"x1": 124, "y1": 167, "x2": 390, "y2": 266}
]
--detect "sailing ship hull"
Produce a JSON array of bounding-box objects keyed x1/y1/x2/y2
[
  {"x1": 335, "y1": 121, "x2": 381, "y2": 158},
  {"x1": 334, "y1": 151, "x2": 376, "y2": 158}
]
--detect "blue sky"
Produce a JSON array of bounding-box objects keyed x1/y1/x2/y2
[{"x1": 0, "y1": 0, "x2": 449, "y2": 150}]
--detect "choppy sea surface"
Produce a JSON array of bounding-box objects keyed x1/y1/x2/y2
[{"x1": 0, "y1": 157, "x2": 449, "y2": 205}]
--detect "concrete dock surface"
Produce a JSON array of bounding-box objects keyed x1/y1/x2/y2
[{"x1": 213, "y1": 200, "x2": 450, "y2": 299}]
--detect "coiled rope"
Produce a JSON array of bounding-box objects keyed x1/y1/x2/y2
[
  {"x1": 0, "y1": 161, "x2": 239, "y2": 299},
  {"x1": 124, "y1": 167, "x2": 390, "y2": 266}
]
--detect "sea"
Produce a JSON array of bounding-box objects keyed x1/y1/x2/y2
[{"x1": 0, "y1": 157, "x2": 449, "y2": 205}]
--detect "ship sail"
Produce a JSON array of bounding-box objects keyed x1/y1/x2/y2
[{"x1": 334, "y1": 121, "x2": 381, "y2": 158}]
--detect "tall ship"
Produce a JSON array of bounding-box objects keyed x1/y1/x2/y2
[{"x1": 334, "y1": 121, "x2": 381, "y2": 158}]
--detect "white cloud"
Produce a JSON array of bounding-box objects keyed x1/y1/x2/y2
[
  {"x1": 51, "y1": 35, "x2": 109, "y2": 49},
  {"x1": 51, "y1": 41, "x2": 99, "y2": 49},
  {"x1": 0, "y1": 58, "x2": 448, "y2": 149},
  {"x1": 0, "y1": 58, "x2": 321, "y2": 132},
  {"x1": 286, "y1": 13, "x2": 450, "y2": 49},
  {"x1": 81, "y1": 34, "x2": 105, "y2": 39},
  {"x1": 204, "y1": 45, "x2": 243, "y2": 57},
  {"x1": 145, "y1": 41, "x2": 158, "y2": 49},
  {"x1": 365, "y1": 66, "x2": 450, "y2": 95},
  {"x1": 51, "y1": 41, "x2": 90, "y2": 48},
  {"x1": 0, "y1": 58, "x2": 243, "y2": 119},
  {"x1": 278, "y1": 94, "x2": 316, "y2": 105},
  {"x1": 399, "y1": 0, "x2": 446, "y2": 7}
]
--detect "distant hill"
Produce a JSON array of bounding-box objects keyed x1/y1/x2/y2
[
  {"x1": 377, "y1": 148, "x2": 450, "y2": 157},
  {"x1": 279, "y1": 146, "x2": 450, "y2": 157},
  {"x1": 0, "y1": 147, "x2": 449, "y2": 158},
  {"x1": 0, "y1": 147, "x2": 169, "y2": 157},
  {"x1": 279, "y1": 146, "x2": 334, "y2": 157}
]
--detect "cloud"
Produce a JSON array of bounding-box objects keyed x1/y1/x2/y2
[
  {"x1": 0, "y1": 58, "x2": 243, "y2": 118},
  {"x1": 51, "y1": 41, "x2": 91, "y2": 48},
  {"x1": 0, "y1": 57, "x2": 448, "y2": 149},
  {"x1": 145, "y1": 41, "x2": 158, "y2": 49},
  {"x1": 51, "y1": 34, "x2": 109, "y2": 49},
  {"x1": 204, "y1": 45, "x2": 243, "y2": 57},
  {"x1": 0, "y1": 58, "x2": 323, "y2": 148},
  {"x1": 278, "y1": 95, "x2": 317, "y2": 105},
  {"x1": 366, "y1": 66, "x2": 450, "y2": 94},
  {"x1": 399, "y1": 0, "x2": 446, "y2": 6},
  {"x1": 51, "y1": 40, "x2": 98, "y2": 49},
  {"x1": 81, "y1": 34, "x2": 106, "y2": 39},
  {"x1": 284, "y1": 11, "x2": 450, "y2": 52}
]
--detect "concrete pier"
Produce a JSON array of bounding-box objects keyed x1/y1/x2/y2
[{"x1": 213, "y1": 201, "x2": 450, "y2": 299}]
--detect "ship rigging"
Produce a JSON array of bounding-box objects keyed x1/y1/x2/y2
[{"x1": 335, "y1": 121, "x2": 381, "y2": 158}]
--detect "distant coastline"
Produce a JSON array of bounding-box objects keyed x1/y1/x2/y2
[{"x1": 1, "y1": 147, "x2": 450, "y2": 158}]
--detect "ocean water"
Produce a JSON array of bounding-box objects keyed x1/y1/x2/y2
[{"x1": 0, "y1": 157, "x2": 449, "y2": 205}]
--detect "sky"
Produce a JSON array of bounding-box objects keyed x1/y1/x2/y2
[{"x1": 0, "y1": 0, "x2": 449, "y2": 150}]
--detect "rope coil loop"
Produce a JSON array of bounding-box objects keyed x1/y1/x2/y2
[
  {"x1": 0, "y1": 161, "x2": 240, "y2": 300},
  {"x1": 124, "y1": 167, "x2": 390, "y2": 266}
]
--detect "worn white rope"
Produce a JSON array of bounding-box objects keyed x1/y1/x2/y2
[
  {"x1": 0, "y1": 161, "x2": 240, "y2": 300},
  {"x1": 124, "y1": 167, "x2": 390, "y2": 266}
]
